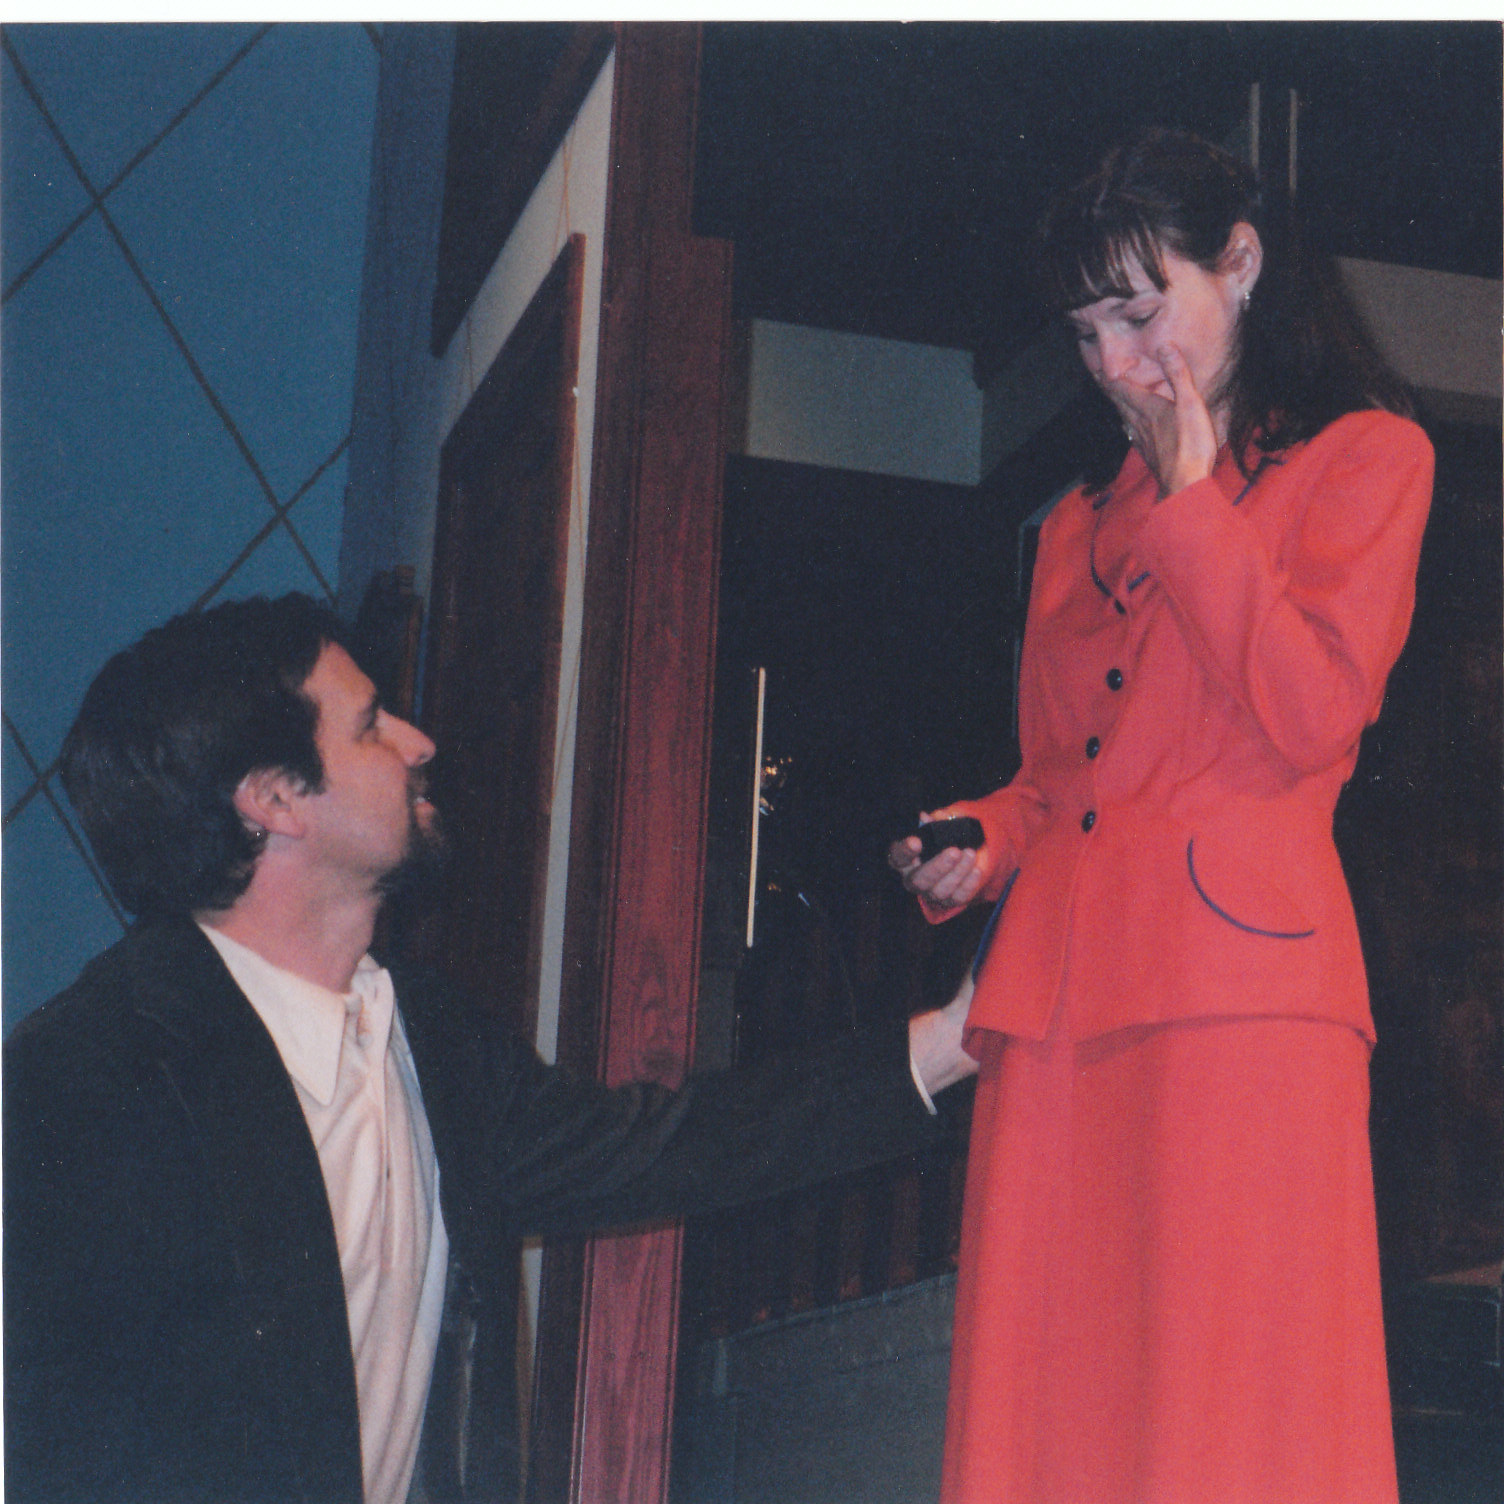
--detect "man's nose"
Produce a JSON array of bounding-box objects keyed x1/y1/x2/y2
[{"x1": 389, "y1": 715, "x2": 436, "y2": 766}]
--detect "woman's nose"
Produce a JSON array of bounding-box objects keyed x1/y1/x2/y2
[{"x1": 1097, "y1": 331, "x2": 1135, "y2": 384}]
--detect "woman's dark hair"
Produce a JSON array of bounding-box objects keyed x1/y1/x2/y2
[
  {"x1": 1040, "y1": 128, "x2": 1413, "y2": 482},
  {"x1": 60, "y1": 593, "x2": 355, "y2": 917}
]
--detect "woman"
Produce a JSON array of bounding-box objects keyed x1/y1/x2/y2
[{"x1": 891, "y1": 130, "x2": 1432, "y2": 1503}]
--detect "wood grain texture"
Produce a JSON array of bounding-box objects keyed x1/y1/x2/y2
[{"x1": 529, "y1": 23, "x2": 734, "y2": 1504}]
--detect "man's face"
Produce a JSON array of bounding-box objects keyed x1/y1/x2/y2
[{"x1": 296, "y1": 643, "x2": 439, "y2": 894}]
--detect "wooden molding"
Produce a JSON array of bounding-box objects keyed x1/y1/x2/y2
[
  {"x1": 528, "y1": 22, "x2": 733, "y2": 1504},
  {"x1": 414, "y1": 235, "x2": 586, "y2": 1045},
  {"x1": 432, "y1": 23, "x2": 614, "y2": 356}
]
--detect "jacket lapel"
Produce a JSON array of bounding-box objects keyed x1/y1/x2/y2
[{"x1": 126, "y1": 920, "x2": 364, "y2": 1504}]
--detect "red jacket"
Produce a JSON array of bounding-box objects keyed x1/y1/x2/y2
[{"x1": 945, "y1": 409, "x2": 1433, "y2": 1044}]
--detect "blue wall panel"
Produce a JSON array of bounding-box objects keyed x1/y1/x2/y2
[{"x1": 1, "y1": 23, "x2": 379, "y2": 1025}]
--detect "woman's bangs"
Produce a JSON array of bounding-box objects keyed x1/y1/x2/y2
[{"x1": 1049, "y1": 217, "x2": 1167, "y2": 312}]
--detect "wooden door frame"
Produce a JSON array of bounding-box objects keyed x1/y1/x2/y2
[
  {"x1": 421, "y1": 233, "x2": 586, "y2": 1044},
  {"x1": 528, "y1": 23, "x2": 733, "y2": 1504}
]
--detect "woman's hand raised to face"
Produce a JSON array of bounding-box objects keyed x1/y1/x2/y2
[{"x1": 1109, "y1": 342, "x2": 1221, "y2": 499}]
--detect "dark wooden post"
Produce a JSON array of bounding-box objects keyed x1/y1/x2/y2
[{"x1": 530, "y1": 23, "x2": 732, "y2": 1504}]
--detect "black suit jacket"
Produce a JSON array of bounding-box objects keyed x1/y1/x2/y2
[{"x1": 4, "y1": 918, "x2": 939, "y2": 1503}]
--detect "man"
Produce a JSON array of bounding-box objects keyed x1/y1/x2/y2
[{"x1": 5, "y1": 594, "x2": 975, "y2": 1504}]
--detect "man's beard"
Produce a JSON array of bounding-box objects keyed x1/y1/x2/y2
[{"x1": 376, "y1": 798, "x2": 447, "y2": 903}]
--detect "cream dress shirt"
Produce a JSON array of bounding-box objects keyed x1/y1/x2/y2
[{"x1": 200, "y1": 925, "x2": 449, "y2": 1504}]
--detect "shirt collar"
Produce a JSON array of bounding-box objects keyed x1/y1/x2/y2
[{"x1": 197, "y1": 924, "x2": 386, "y2": 1108}]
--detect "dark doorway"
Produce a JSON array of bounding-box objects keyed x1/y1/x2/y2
[
  {"x1": 677, "y1": 387, "x2": 1107, "y2": 1349},
  {"x1": 410, "y1": 234, "x2": 584, "y2": 1041}
]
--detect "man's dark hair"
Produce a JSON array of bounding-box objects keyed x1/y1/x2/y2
[{"x1": 60, "y1": 593, "x2": 355, "y2": 917}]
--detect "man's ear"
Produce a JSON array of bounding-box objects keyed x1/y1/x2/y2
[{"x1": 232, "y1": 768, "x2": 309, "y2": 841}]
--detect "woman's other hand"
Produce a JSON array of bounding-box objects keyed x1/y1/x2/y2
[
  {"x1": 907, "y1": 973, "x2": 979, "y2": 1097},
  {"x1": 889, "y1": 819, "x2": 989, "y2": 912}
]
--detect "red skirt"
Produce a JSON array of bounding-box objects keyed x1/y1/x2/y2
[{"x1": 941, "y1": 1011, "x2": 1397, "y2": 1504}]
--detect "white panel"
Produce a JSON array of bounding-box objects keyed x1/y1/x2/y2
[
  {"x1": 1339, "y1": 258, "x2": 1502, "y2": 403},
  {"x1": 744, "y1": 319, "x2": 982, "y2": 486},
  {"x1": 342, "y1": 37, "x2": 616, "y2": 1077},
  {"x1": 435, "y1": 57, "x2": 616, "y2": 1073}
]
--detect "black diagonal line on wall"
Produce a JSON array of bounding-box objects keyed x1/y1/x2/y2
[
  {"x1": 193, "y1": 431, "x2": 351, "y2": 611},
  {"x1": 1, "y1": 24, "x2": 272, "y2": 305},
  {"x1": 0, "y1": 428, "x2": 352, "y2": 832},
  {"x1": 2, "y1": 201, "x2": 95, "y2": 306},
  {"x1": 2, "y1": 712, "x2": 129, "y2": 930},
  {"x1": 3, "y1": 30, "x2": 360, "y2": 826},
  {"x1": 1, "y1": 37, "x2": 273, "y2": 508},
  {"x1": 1, "y1": 33, "x2": 332, "y2": 595}
]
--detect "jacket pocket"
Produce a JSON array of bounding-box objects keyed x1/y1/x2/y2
[{"x1": 1186, "y1": 838, "x2": 1316, "y2": 939}]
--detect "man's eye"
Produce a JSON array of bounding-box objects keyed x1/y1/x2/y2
[
  {"x1": 1127, "y1": 311, "x2": 1156, "y2": 330},
  {"x1": 1073, "y1": 328, "x2": 1097, "y2": 346}
]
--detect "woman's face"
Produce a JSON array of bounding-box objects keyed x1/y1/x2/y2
[{"x1": 1066, "y1": 232, "x2": 1257, "y2": 424}]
